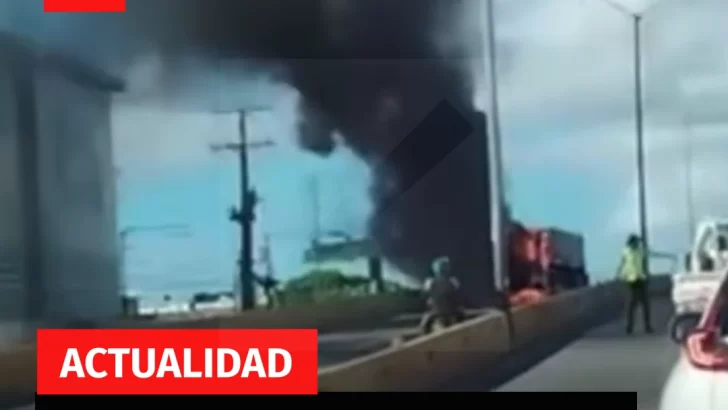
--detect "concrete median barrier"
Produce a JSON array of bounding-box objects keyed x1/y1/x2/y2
[
  {"x1": 510, "y1": 288, "x2": 592, "y2": 346},
  {"x1": 318, "y1": 281, "x2": 632, "y2": 392},
  {"x1": 318, "y1": 311, "x2": 510, "y2": 391},
  {"x1": 649, "y1": 275, "x2": 672, "y2": 296}
]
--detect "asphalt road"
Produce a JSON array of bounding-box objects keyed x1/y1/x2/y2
[
  {"x1": 496, "y1": 297, "x2": 677, "y2": 410},
  {"x1": 318, "y1": 326, "x2": 419, "y2": 367}
]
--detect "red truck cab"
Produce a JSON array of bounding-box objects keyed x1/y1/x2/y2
[{"x1": 508, "y1": 224, "x2": 588, "y2": 296}]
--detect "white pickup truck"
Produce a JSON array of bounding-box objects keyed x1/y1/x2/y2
[{"x1": 669, "y1": 218, "x2": 728, "y2": 340}]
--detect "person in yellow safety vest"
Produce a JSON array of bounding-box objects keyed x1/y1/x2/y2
[{"x1": 616, "y1": 234, "x2": 653, "y2": 335}]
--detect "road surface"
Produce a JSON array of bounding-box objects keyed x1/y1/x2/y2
[
  {"x1": 318, "y1": 311, "x2": 425, "y2": 367},
  {"x1": 319, "y1": 326, "x2": 418, "y2": 367},
  {"x1": 496, "y1": 297, "x2": 676, "y2": 409}
]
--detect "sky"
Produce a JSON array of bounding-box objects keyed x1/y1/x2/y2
[{"x1": 5, "y1": 0, "x2": 728, "y2": 301}]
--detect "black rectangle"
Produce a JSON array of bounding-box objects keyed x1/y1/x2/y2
[
  {"x1": 382, "y1": 100, "x2": 473, "y2": 196},
  {"x1": 35, "y1": 392, "x2": 635, "y2": 408}
]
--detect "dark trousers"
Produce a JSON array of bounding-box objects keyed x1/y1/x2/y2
[{"x1": 626, "y1": 280, "x2": 652, "y2": 333}]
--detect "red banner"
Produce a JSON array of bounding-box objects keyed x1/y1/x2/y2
[
  {"x1": 44, "y1": 0, "x2": 126, "y2": 12},
  {"x1": 36, "y1": 329, "x2": 319, "y2": 395}
]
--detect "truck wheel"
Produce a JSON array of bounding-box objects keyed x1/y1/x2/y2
[{"x1": 669, "y1": 313, "x2": 701, "y2": 343}]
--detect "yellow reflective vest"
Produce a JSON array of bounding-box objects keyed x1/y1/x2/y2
[{"x1": 620, "y1": 247, "x2": 646, "y2": 283}]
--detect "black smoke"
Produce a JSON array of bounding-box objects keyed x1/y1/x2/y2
[
  {"x1": 42, "y1": 0, "x2": 494, "y2": 305},
  {"x1": 143, "y1": 0, "x2": 498, "y2": 305}
]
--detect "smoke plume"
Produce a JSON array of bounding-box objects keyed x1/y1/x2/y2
[
  {"x1": 153, "y1": 0, "x2": 496, "y2": 305},
  {"x1": 5, "y1": 0, "x2": 497, "y2": 305},
  {"x1": 109, "y1": 0, "x2": 495, "y2": 305}
]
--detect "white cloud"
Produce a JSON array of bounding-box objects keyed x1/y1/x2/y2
[
  {"x1": 112, "y1": 78, "x2": 300, "y2": 182},
  {"x1": 610, "y1": 124, "x2": 728, "y2": 233},
  {"x1": 472, "y1": 0, "x2": 728, "y2": 262}
]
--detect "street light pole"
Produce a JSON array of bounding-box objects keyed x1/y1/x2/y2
[
  {"x1": 595, "y1": 0, "x2": 666, "y2": 276},
  {"x1": 210, "y1": 108, "x2": 274, "y2": 311},
  {"x1": 631, "y1": 14, "x2": 651, "y2": 276},
  {"x1": 482, "y1": 0, "x2": 515, "y2": 345},
  {"x1": 677, "y1": 88, "x2": 696, "y2": 242},
  {"x1": 484, "y1": 0, "x2": 508, "y2": 295},
  {"x1": 682, "y1": 110, "x2": 696, "y2": 242}
]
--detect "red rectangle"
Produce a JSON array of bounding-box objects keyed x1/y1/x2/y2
[
  {"x1": 36, "y1": 329, "x2": 318, "y2": 395},
  {"x1": 44, "y1": 0, "x2": 126, "y2": 12}
]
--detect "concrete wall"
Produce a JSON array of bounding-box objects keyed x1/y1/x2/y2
[
  {"x1": 0, "y1": 56, "x2": 27, "y2": 345},
  {"x1": 32, "y1": 62, "x2": 121, "y2": 323},
  {"x1": 0, "y1": 34, "x2": 123, "y2": 338}
]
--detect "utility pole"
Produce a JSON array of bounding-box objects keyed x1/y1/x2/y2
[{"x1": 210, "y1": 108, "x2": 274, "y2": 311}]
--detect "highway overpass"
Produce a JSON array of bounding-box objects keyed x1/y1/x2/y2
[
  {"x1": 3, "y1": 277, "x2": 678, "y2": 410},
  {"x1": 0, "y1": 32, "x2": 124, "y2": 341}
]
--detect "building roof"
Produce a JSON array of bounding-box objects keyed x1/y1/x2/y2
[
  {"x1": 0, "y1": 31, "x2": 125, "y2": 93},
  {"x1": 303, "y1": 238, "x2": 378, "y2": 263}
]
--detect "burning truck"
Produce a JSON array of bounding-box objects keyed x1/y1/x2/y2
[{"x1": 508, "y1": 223, "x2": 589, "y2": 305}]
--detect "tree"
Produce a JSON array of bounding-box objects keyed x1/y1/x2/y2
[{"x1": 281, "y1": 269, "x2": 371, "y2": 305}]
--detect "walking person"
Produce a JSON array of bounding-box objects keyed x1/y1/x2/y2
[
  {"x1": 616, "y1": 234, "x2": 654, "y2": 334},
  {"x1": 254, "y1": 273, "x2": 280, "y2": 310}
]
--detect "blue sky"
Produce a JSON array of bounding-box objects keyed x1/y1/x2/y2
[{"x1": 115, "y1": 105, "x2": 375, "y2": 298}]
